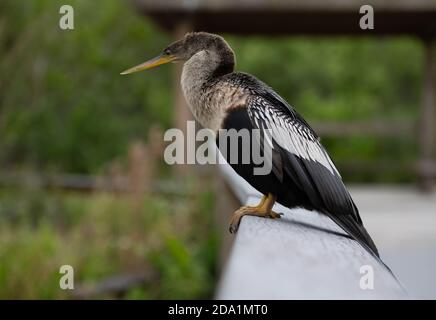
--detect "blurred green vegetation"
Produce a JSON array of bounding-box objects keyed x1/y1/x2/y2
[
  {"x1": 0, "y1": 182, "x2": 217, "y2": 299},
  {"x1": 0, "y1": 0, "x2": 173, "y2": 173},
  {"x1": 231, "y1": 36, "x2": 423, "y2": 182},
  {"x1": 0, "y1": 0, "x2": 426, "y2": 299}
]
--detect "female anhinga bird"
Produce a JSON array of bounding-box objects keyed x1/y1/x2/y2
[{"x1": 121, "y1": 32, "x2": 380, "y2": 258}]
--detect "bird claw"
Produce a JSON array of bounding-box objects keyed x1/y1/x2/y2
[
  {"x1": 268, "y1": 211, "x2": 283, "y2": 219},
  {"x1": 228, "y1": 207, "x2": 282, "y2": 234},
  {"x1": 229, "y1": 223, "x2": 239, "y2": 234},
  {"x1": 229, "y1": 213, "x2": 244, "y2": 234}
]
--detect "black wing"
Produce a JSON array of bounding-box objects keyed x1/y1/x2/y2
[{"x1": 246, "y1": 90, "x2": 380, "y2": 258}]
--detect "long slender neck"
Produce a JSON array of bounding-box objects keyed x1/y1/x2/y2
[{"x1": 181, "y1": 48, "x2": 235, "y2": 129}]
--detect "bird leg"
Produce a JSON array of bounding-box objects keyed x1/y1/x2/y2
[{"x1": 229, "y1": 193, "x2": 282, "y2": 233}]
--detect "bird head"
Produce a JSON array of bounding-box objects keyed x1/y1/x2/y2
[{"x1": 120, "y1": 32, "x2": 234, "y2": 75}]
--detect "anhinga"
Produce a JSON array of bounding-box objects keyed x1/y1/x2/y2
[{"x1": 121, "y1": 32, "x2": 380, "y2": 258}]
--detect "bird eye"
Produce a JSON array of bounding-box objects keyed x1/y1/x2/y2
[{"x1": 163, "y1": 48, "x2": 171, "y2": 55}]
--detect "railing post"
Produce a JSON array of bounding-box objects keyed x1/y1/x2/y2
[
  {"x1": 418, "y1": 40, "x2": 436, "y2": 190},
  {"x1": 173, "y1": 20, "x2": 194, "y2": 175}
]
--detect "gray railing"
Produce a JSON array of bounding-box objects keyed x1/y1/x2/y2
[{"x1": 216, "y1": 160, "x2": 408, "y2": 299}]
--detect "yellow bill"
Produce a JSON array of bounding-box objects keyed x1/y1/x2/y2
[{"x1": 120, "y1": 53, "x2": 176, "y2": 75}]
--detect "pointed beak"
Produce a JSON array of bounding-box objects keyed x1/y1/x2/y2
[{"x1": 120, "y1": 53, "x2": 177, "y2": 75}]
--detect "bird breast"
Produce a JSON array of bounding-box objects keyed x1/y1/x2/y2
[
  {"x1": 181, "y1": 74, "x2": 248, "y2": 132},
  {"x1": 181, "y1": 51, "x2": 247, "y2": 133}
]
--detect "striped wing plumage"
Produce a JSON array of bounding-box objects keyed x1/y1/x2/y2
[
  {"x1": 248, "y1": 95, "x2": 340, "y2": 178},
  {"x1": 245, "y1": 90, "x2": 379, "y2": 257}
]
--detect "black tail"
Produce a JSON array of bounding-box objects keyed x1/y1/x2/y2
[
  {"x1": 324, "y1": 204, "x2": 409, "y2": 292},
  {"x1": 325, "y1": 211, "x2": 379, "y2": 257},
  {"x1": 324, "y1": 202, "x2": 379, "y2": 258}
]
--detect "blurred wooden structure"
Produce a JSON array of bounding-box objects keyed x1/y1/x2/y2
[
  {"x1": 0, "y1": 126, "x2": 173, "y2": 194},
  {"x1": 132, "y1": 0, "x2": 436, "y2": 188},
  {"x1": 0, "y1": 171, "x2": 188, "y2": 195},
  {"x1": 73, "y1": 271, "x2": 156, "y2": 299},
  {"x1": 135, "y1": 0, "x2": 436, "y2": 37}
]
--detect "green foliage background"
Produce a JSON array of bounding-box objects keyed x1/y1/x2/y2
[
  {"x1": 0, "y1": 0, "x2": 173, "y2": 173},
  {"x1": 0, "y1": 0, "x2": 423, "y2": 178}
]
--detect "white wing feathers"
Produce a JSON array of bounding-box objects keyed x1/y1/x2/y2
[{"x1": 248, "y1": 96, "x2": 341, "y2": 177}]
